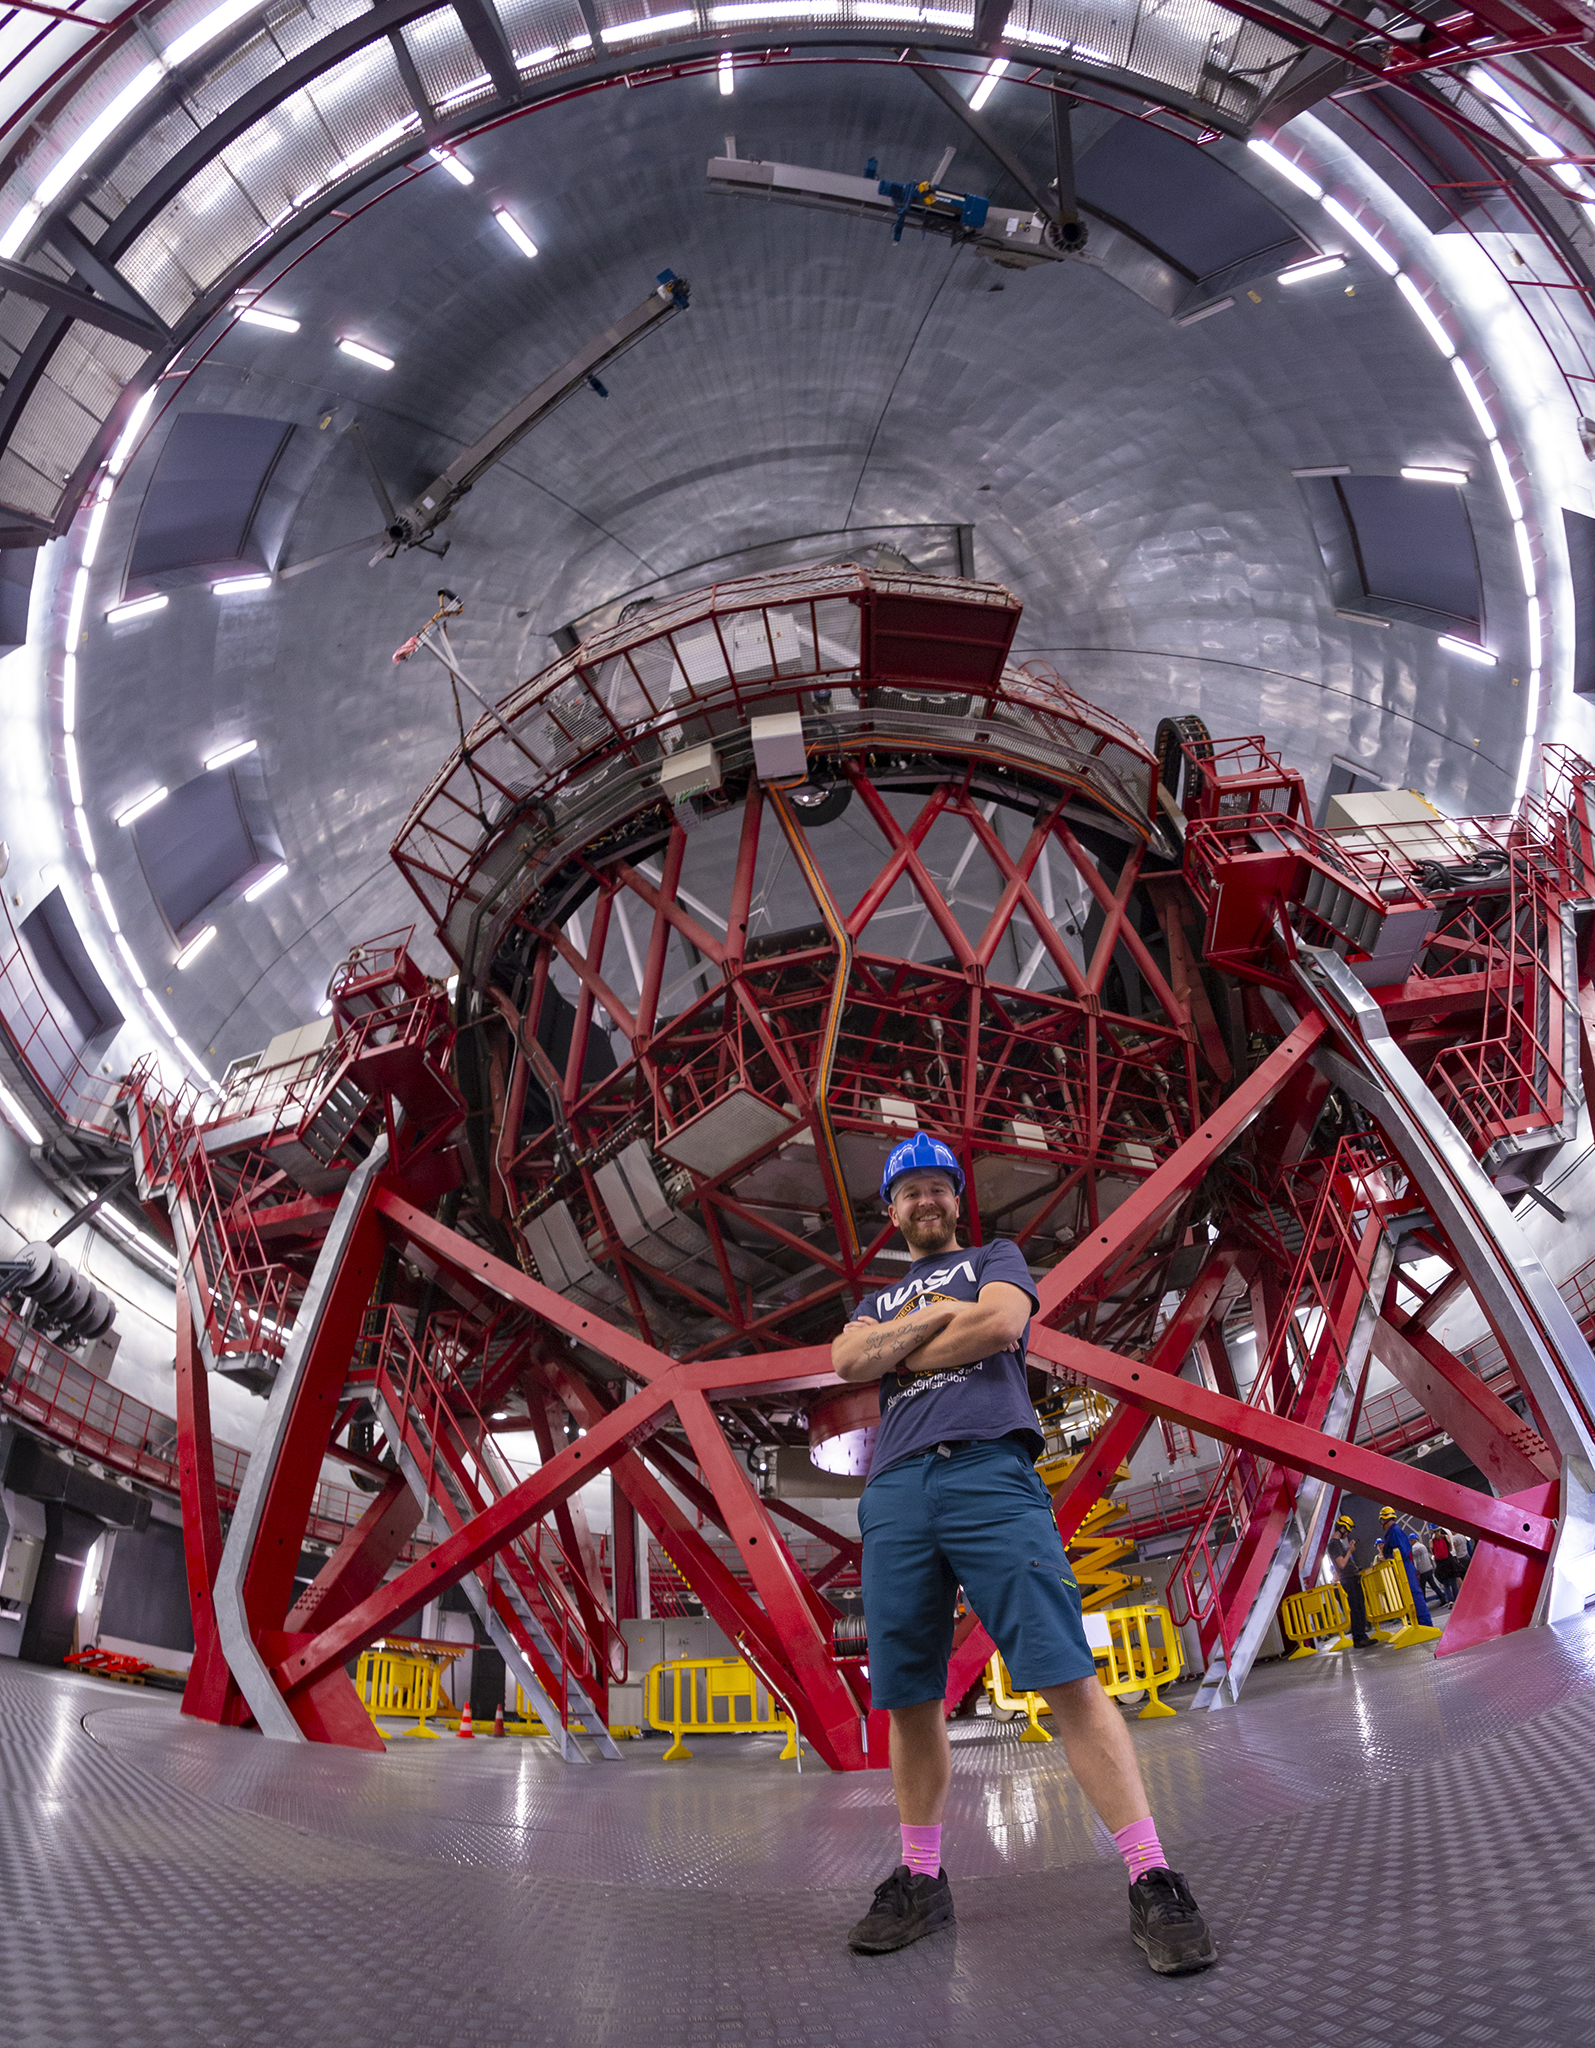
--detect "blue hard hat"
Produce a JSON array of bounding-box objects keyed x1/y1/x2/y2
[{"x1": 881, "y1": 1132, "x2": 965, "y2": 1202}]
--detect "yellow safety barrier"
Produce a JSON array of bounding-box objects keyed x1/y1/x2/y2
[
  {"x1": 509, "y1": 1685, "x2": 643, "y2": 1740},
  {"x1": 355, "y1": 1638, "x2": 466, "y2": 1738},
  {"x1": 645, "y1": 1657, "x2": 798, "y2": 1762},
  {"x1": 1280, "y1": 1582, "x2": 1353, "y2": 1659},
  {"x1": 986, "y1": 1603, "x2": 1186, "y2": 1735},
  {"x1": 1360, "y1": 1558, "x2": 1443, "y2": 1649}
]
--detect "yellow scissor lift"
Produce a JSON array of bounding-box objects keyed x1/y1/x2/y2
[{"x1": 985, "y1": 1390, "x2": 1184, "y2": 1734}]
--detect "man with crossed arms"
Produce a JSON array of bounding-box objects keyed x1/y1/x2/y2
[{"x1": 831, "y1": 1132, "x2": 1216, "y2": 1975}]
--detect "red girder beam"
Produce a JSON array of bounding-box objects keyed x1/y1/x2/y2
[
  {"x1": 1027, "y1": 1324, "x2": 1555, "y2": 1558},
  {"x1": 1036, "y1": 1012, "x2": 1327, "y2": 1319}
]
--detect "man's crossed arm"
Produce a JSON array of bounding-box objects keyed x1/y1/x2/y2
[{"x1": 831, "y1": 1283, "x2": 1032, "y2": 1385}]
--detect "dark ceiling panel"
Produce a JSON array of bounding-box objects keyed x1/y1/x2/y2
[
  {"x1": 132, "y1": 768, "x2": 262, "y2": 937},
  {"x1": 19, "y1": 886, "x2": 123, "y2": 1045},
  {"x1": 1076, "y1": 120, "x2": 1302, "y2": 279},
  {"x1": 1337, "y1": 476, "x2": 1482, "y2": 631},
  {"x1": 126, "y1": 412, "x2": 292, "y2": 590}
]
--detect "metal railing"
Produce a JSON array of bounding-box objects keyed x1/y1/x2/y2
[{"x1": 0, "y1": 1297, "x2": 390, "y2": 1551}]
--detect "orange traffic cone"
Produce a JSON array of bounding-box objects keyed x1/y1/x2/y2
[
  {"x1": 457, "y1": 1703, "x2": 474, "y2": 1738},
  {"x1": 493, "y1": 1703, "x2": 505, "y2": 1737}
]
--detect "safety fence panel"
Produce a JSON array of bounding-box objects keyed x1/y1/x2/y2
[
  {"x1": 987, "y1": 1602, "x2": 1185, "y2": 1737},
  {"x1": 645, "y1": 1657, "x2": 798, "y2": 1761},
  {"x1": 1280, "y1": 1583, "x2": 1352, "y2": 1658},
  {"x1": 1360, "y1": 1560, "x2": 1443, "y2": 1650}
]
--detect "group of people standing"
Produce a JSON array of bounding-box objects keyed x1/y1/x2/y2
[{"x1": 1325, "y1": 1508, "x2": 1473, "y2": 1643}]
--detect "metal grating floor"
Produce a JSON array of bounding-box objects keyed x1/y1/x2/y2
[{"x1": 3, "y1": 1619, "x2": 1595, "y2": 2044}]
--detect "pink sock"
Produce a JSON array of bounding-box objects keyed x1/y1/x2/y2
[
  {"x1": 901, "y1": 1822, "x2": 942, "y2": 1877},
  {"x1": 1113, "y1": 1816, "x2": 1168, "y2": 1882}
]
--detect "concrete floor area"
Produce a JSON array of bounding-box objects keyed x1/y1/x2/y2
[{"x1": 4, "y1": 1621, "x2": 1594, "y2": 2045}]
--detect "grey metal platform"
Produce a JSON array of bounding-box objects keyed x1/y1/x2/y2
[{"x1": 4, "y1": 1620, "x2": 1595, "y2": 2045}]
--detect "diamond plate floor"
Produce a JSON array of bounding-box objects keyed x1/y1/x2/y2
[{"x1": 3, "y1": 1620, "x2": 1594, "y2": 2045}]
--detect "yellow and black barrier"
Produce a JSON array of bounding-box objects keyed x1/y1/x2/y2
[
  {"x1": 645, "y1": 1656, "x2": 798, "y2": 1761},
  {"x1": 1280, "y1": 1582, "x2": 1354, "y2": 1658},
  {"x1": 986, "y1": 1602, "x2": 1186, "y2": 1736},
  {"x1": 1361, "y1": 1557, "x2": 1443, "y2": 1649},
  {"x1": 355, "y1": 1638, "x2": 465, "y2": 1738}
]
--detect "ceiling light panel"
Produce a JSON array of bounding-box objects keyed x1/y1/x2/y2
[
  {"x1": 212, "y1": 574, "x2": 272, "y2": 594},
  {"x1": 175, "y1": 925, "x2": 217, "y2": 968},
  {"x1": 1401, "y1": 467, "x2": 1467, "y2": 486},
  {"x1": 115, "y1": 786, "x2": 168, "y2": 827},
  {"x1": 429, "y1": 148, "x2": 474, "y2": 184},
  {"x1": 1438, "y1": 635, "x2": 1496, "y2": 664},
  {"x1": 338, "y1": 338, "x2": 395, "y2": 370},
  {"x1": 494, "y1": 207, "x2": 538, "y2": 258},
  {"x1": 244, "y1": 861, "x2": 288, "y2": 901},
  {"x1": 1277, "y1": 254, "x2": 1344, "y2": 284},
  {"x1": 204, "y1": 739, "x2": 258, "y2": 770},
  {"x1": 238, "y1": 306, "x2": 300, "y2": 331},
  {"x1": 106, "y1": 594, "x2": 167, "y2": 624}
]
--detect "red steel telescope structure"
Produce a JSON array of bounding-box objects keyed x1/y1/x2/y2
[{"x1": 127, "y1": 565, "x2": 1595, "y2": 1762}]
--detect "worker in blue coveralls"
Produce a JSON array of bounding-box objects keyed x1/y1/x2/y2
[
  {"x1": 1378, "y1": 1506, "x2": 1434, "y2": 1626},
  {"x1": 831, "y1": 1132, "x2": 1216, "y2": 1977}
]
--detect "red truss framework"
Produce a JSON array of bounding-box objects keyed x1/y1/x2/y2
[{"x1": 134, "y1": 567, "x2": 1595, "y2": 1759}]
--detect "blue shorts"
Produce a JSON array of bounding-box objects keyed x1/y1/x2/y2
[{"x1": 858, "y1": 1436, "x2": 1098, "y2": 1710}]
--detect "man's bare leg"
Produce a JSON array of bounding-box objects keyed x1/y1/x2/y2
[
  {"x1": 1039, "y1": 1674, "x2": 1151, "y2": 1830},
  {"x1": 887, "y1": 1698, "x2": 952, "y2": 1824}
]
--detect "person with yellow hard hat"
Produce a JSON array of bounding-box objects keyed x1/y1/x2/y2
[
  {"x1": 1327, "y1": 1512, "x2": 1374, "y2": 1648},
  {"x1": 1377, "y1": 1507, "x2": 1435, "y2": 1627}
]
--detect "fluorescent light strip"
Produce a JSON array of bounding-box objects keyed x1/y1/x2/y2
[
  {"x1": 106, "y1": 388, "x2": 156, "y2": 476},
  {"x1": 65, "y1": 567, "x2": 88, "y2": 645},
  {"x1": 238, "y1": 307, "x2": 300, "y2": 332},
  {"x1": 337, "y1": 338, "x2": 395, "y2": 370},
  {"x1": 1319, "y1": 196, "x2": 1398, "y2": 277},
  {"x1": 493, "y1": 208, "x2": 538, "y2": 258},
  {"x1": 204, "y1": 739, "x2": 257, "y2": 770},
  {"x1": 1438, "y1": 635, "x2": 1496, "y2": 665},
  {"x1": 604, "y1": 9, "x2": 694, "y2": 39},
  {"x1": 0, "y1": 1077, "x2": 43, "y2": 1146},
  {"x1": 73, "y1": 806, "x2": 95, "y2": 868},
  {"x1": 144, "y1": 992, "x2": 176, "y2": 1035},
  {"x1": 718, "y1": 51, "x2": 734, "y2": 93},
  {"x1": 1278, "y1": 254, "x2": 1345, "y2": 285},
  {"x1": 172, "y1": 1036, "x2": 216, "y2": 1087},
  {"x1": 175, "y1": 925, "x2": 217, "y2": 969},
  {"x1": 115, "y1": 786, "x2": 167, "y2": 827},
  {"x1": 1175, "y1": 297, "x2": 1234, "y2": 327},
  {"x1": 1400, "y1": 466, "x2": 1467, "y2": 486},
  {"x1": 114, "y1": 932, "x2": 148, "y2": 990},
  {"x1": 106, "y1": 594, "x2": 168, "y2": 624},
  {"x1": 710, "y1": 1, "x2": 843, "y2": 17},
  {"x1": 430, "y1": 148, "x2": 474, "y2": 184},
  {"x1": 1246, "y1": 138, "x2": 1323, "y2": 201},
  {"x1": 1451, "y1": 357, "x2": 1496, "y2": 439},
  {"x1": 1490, "y1": 440, "x2": 1524, "y2": 520},
  {"x1": 1395, "y1": 272, "x2": 1454, "y2": 356},
  {"x1": 81, "y1": 498, "x2": 109, "y2": 567},
  {"x1": 63, "y1": 733, "x2": 82, "y2": 807},
  {"x1": 212, "y1": 573, "x2": 271, "y2": 595},
  {"x1": 1514, "y1": 519, "x2": 1537, "y2": 597},
  {"x1": 970, "y1": 56, "x2": 1008, "y2": 112},
  {"x1": 243, "y1": 862, "x2": 288, "y2": 902},
  {"x1": 91, "y1": 871, "x2": 120, "y2": 932}
]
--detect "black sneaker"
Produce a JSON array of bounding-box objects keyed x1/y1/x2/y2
[
  {"x1": 847, "y1": 1864, "x2": 955, "y2": 1954},
  {"x1": 1128, "y1": 1867, "x2": 1218, "y2": 1975}
]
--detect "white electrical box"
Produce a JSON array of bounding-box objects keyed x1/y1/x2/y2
[
  {"x1": 660, "y1": 742, "x2": 722, "y2": 804},
  {"x1": 750, "y1": 711, "x2": 806, "y2": 784}
]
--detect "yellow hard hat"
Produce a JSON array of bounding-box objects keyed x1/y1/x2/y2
[
  {"x1": 1335, "y1": 1515, "x2": 1354, "y2": 1530},
  {"x1": 1379, "y1": 1506, "x2": 1396, "y2": 1520}
]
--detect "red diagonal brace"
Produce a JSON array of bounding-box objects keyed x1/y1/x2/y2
[{"x1": 1028, "y1": 1325, "x2": 1555, "y2": 1558}]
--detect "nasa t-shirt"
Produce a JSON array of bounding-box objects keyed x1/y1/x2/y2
[{"x1": 850, "y1": 1238, "x2": 1042, "y2": 1480}]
